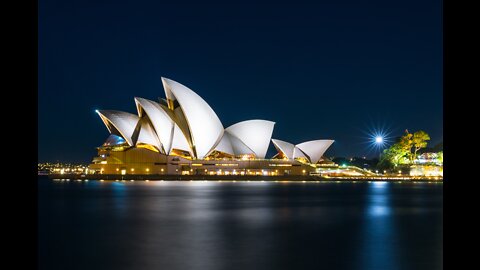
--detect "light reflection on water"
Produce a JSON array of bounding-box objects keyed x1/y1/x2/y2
[
  {"x1": 368, "y1": 181, "x2": 391, "y2": 217},
  {"x1": 38, "y1": 179, "x2": 442, "y2": 270},
  {"x1": 358, "y1": 182, "x2": 399, "y2": 270}
]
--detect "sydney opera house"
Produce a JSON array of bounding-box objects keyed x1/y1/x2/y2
[{"x1": 88, "y1": 77, "x2": 334, "y2": 176}]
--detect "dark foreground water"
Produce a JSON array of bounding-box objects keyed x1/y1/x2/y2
[{"x1": 38, "y1": 178, "x2": 443, "y2": 270}]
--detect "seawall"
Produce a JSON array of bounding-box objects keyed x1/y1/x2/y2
[{"x1": 46, "y1": 174, "x2": 443, "y2": 182}]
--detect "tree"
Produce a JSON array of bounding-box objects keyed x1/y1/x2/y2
[
  {"x1": 377, "y1": 129, "x2": 431, "y2": 168},
  {"x1": 437, "y1": 151, "x2": 443, "y2": 164},
  {"x1": 399, "y1": 130, "x2": 414, "y2": 162},
  {"x1": 410, "y1": 131, "x2": 431, "y2": 164},
  {"x1": 378, "y1": 142, "x2": 410, "y2": 169}
]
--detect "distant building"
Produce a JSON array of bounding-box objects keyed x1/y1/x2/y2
[
  {"x1": 38, "y1": 163, "x2": 87, "y2": 175},
  {"x1": 88, "y1": 77, "x2": 334, "y2": 176},
  {"x1": 410, "y1": 165, "x2": 443, "y2": 177},
  {"x1": 415, "y1": 152, "x2": 442, "y2": 166},
  {"x1": 411, "y1": 152, "x2": 443, "y2": 177}
]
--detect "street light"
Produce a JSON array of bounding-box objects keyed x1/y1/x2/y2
[{"x1": 375, "y1": 136, "x2": 383, "y2": 144}]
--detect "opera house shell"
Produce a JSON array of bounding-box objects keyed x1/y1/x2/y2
[{"x1": 88, "y1": 77, "x2": 334, "y2": 176}]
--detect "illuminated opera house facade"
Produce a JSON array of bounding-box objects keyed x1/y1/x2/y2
[{"x1": 88, "y1": 77, "x2": 334, "y2": 176}]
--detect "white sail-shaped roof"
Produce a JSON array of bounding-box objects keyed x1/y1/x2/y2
[
  {"x1": 134, "y1": 97, "x2": 175, "y2": 153},
  {"x1": 95, "y1": 77, "x2": 335, "y2": 162},
  {"x1": 103, "y1": 134, "x2": 126, "y2": 146},
  {"x1": 170, "y1": 123, "x2": 194, "y2": 157},
  {"x1": 161, "y1": 77, "x2": 224, "y2": 159},
  {"x1": 293, "y1": 146, "x2": 309, "y2": 160},
  {"x1": 295, "y1": 140, "x2": 334, "y2": 164},
  {"x1": 135, "y1": 118, "x2": 162, "y2": 152},
  {"x1": 214, "y1": 132, "x2": 235, "y2": 155},
  {"x1": 97, "y1": 110, "x2": 139, "y2": 146},
  {"x1": 226, "y1": 120, "x2": 275, "y2": 159},
  {"x1": 161, "y1": 77, "x2": 177, "y2": 107},
  {"x1": 228, "y1": 132, "x2": 255, "y2": 156},
  {"x1": 271, "y1": 139, "x2": 295, "y2": 159}
]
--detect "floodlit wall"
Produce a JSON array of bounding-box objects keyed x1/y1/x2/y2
[{"x1": 88, "y1": 147, "x2": 315, "y2": 176}]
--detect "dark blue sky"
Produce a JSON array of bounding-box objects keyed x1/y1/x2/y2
[{"x1": 38, "y1": 0, "x2": 442, "y2": 163}]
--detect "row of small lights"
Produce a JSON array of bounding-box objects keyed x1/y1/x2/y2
[
  {"x1": 53, "y1": 179, "x2": 441, "y2": 184},
  {"x1": 96, "y1": 168, "x2": 308, "y2": 175}
]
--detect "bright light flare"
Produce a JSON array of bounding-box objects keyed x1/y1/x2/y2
[
  {"x1": 359, "y1": 121, "x2": 395, "y2": 157},
  {"x1": 370, "y1": 131, "x2": 389, "y2": 149}
]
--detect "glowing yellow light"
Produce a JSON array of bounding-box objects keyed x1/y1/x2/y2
[
  {"x1": 146, "y1": 168, "x2": 150, "y2": 172},
  {"x1": 161, "y1": 168, "x2": 164, "y2": 172},
  {"x1": 131, "y1": 168, "x2": 134, "y2": 172}
]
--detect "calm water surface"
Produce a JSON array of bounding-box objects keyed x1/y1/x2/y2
[{"x1": 38, "y1": 178, "x2": 443, "y2": 270}]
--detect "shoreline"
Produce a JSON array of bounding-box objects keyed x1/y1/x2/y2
[{"x1": 45, "y1": 174, "x2": 443, "y2": 182}]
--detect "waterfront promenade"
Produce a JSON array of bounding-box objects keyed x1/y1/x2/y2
[{"x1": 47, "y1": 173, "x2": 442, "y2": 182}]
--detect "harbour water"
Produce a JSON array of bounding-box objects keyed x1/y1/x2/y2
[{"x1": 38, "y1": 177, "x2": 443, "y2": 270}]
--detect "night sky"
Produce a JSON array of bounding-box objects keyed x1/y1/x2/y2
[{"x1": 38, "y1": 0, "x2": 442, "y2": 163}]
